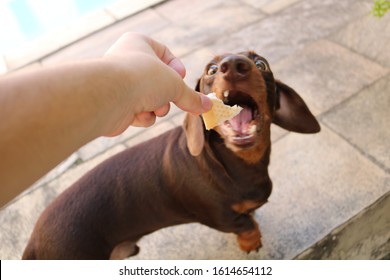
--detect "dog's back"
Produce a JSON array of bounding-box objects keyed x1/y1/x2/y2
[
  {"x1": 23, "y1": 127, "x2": 193, "y2": 259},
  {"x1": 23, "y1": 51, "x2": 320, "y2": 259}
]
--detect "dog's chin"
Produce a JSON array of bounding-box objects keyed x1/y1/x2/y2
[
  {"x1": 210, "y1": 89, "x2": 263, "y2": 152},
  {"x1": 218, "y1": 119, "x2": 261, "y2": 152}
]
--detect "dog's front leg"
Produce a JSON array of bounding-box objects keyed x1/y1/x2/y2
[
  {"x1": 211, "y1": 210, "x2": 262, "y2": 253},
  {"x1": 235, "y1": 216, "x2": 262, "y2": 253},
  {"x1": 230, "y1": 200, "x2": 264, "y2": 252}
]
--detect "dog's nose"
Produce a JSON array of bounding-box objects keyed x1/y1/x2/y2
[{"x1": 220, "y1": 55, "x2": 252, "y2": 81}]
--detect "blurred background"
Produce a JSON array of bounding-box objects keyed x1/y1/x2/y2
[
  {"x1": 0, "y1": 0, "x2": 118, "y2": 54},
  {"x1": 0, "y1": 0, "x2": 389, "y2": 260}
]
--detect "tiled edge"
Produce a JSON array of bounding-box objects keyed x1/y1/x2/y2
[
  {"x1": 320, "y1": 73, "x2": 390, "y2": 171},
  {"x1": 181, "y1": 47, "x2": 215, "y2": 88},
  {"x1": 295, "y1": 191, "x2": 390, "y2": 259},
  {"x1": 151, "y1": 0, "x2": 266, "y2": 57},
  {"x1": 106, "y1": 0, "x2": 167, "y2": 20},
  {"x1": 41, "y1": 9, "x2": 170, "y2": 65},
  {"x1": 272, "y1": 39, "x2": 388, "y2": 115},
  {"x1": 240, "y1": 0, "x2": 273, "y2": 10},
  {"x1": 261, "y1": 0, "x2": 303, "y2": 14},
  {"x1": 329, "y1": 12, "x2": 390, "y2": 68},
  {"x1": 205, "y1": 0, "x2": 371, "y2": 65},
  {"x1": 125, "y1": 120, "x2": 176, "y2": 148},
  {"x1": 77, "y1": 127, "x2": 145, "y2": 161},
  {"x1": 264, "y1": 125, "x2": 390, "y2": 259}
]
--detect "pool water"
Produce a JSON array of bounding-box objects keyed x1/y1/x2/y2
[{"x1": 0, "y1": 0, "x2": 117, "y2": 54}]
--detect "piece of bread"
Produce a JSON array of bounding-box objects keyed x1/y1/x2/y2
[{"x1": 202, "y1": 92, "x2": 243, "y2": 130}]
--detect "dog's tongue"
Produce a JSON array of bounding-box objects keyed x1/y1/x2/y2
[{"x1": 228, "y1": 106, "x2": 252, "y2": 133}]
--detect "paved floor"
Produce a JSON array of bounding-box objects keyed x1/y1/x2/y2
[{"x1": 1, "y1": 0, "x2": 389, "y2": 259}]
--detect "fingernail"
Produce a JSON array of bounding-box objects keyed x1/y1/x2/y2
[{"x1": 200, "y1": 94, "x2": 212, "y2": 111}]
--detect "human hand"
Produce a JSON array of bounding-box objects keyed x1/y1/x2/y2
[
  {"x1": 102, "y1": 33, "x2": 211, "y2": 135},
  {"x1": 0, "y1": 33, "x2": 211, "y2": 199}
]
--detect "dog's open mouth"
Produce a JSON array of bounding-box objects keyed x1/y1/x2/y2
[{"x1": 219, "y1": 90, "x2": 260, "y2": 148}]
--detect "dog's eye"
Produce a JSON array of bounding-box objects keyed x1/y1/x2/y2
[
  {"x1": 255, "y1": 60, "x2": 268, "y2": 71},
  {"x1": 207, "y1": 64, "x2": 218, "y2": 75}
]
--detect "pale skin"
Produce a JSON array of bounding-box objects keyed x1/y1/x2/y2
[{"x1": 0, "y1": 33, "x2": 212, "y2": 207}]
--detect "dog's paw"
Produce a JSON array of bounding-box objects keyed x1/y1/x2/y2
[
  {"x1": 237, "y1": 228, "x2": 262, "y2": 253},
  {"x1": 110, "y1": 241, "x2": 140, "y2": 260}
]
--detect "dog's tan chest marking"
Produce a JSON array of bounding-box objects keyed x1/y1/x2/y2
[{"x1": 231, "y1": 199, "x2": 265, "y2": 214}]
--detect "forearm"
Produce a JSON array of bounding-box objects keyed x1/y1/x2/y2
[
  {"x1": 0, "y1": 32, "x2": 210, "y2": 207},
  {"x1": 0, "y1": 59, "x2": 130, "y2": 206}
]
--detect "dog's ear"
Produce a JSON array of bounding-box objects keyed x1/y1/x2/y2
[
  {"x1": 273, "y1": 80, "x2": 320, "y2": 133},
  {"x1": 183, "y1": 114, "x2": 205, "y2": 156}
]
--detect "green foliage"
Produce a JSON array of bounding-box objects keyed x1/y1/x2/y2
[{"x1": 372, "y1": 0, "x2": 390, "y2": 17}]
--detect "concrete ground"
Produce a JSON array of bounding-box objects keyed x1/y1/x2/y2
[{"x1": 0, "y1": 0, "x2": 389, "y2": 259}]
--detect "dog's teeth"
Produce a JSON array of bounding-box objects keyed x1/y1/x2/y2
[
  {"x1": 233, "y1": 135, "x2": 252, "y2": 140},
  {"x1": 249, "y1": 125, "x2": 257, "y2": 134},
  {"x1": 223, "y1": 90, "x2": 229, "y2": 98}
]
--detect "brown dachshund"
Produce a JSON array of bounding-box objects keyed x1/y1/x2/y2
[{"x1": 22, "y1": 51, "x2": 320, "y2": 259}]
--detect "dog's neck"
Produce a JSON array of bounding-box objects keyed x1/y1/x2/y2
[
  {"x1": 235, "y1": 129, "x2": 271, "y2": 165},
  {"x1": 206, "y1": 130, "x2": 271, "y2": 168},
  {"x1": 207, "y1": 126, "x2": 271, "y2": 165}
]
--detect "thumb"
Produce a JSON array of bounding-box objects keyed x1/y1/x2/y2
[{"x1": 173, "y1": 86, "x2": 212, "y2": 115}]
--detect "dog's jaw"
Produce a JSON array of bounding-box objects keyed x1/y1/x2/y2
[
  {"x1": 215, "y1": 117, "x2": 271, "y2": 164},
  {"x1": 208, "y1": 90, "x2": 271, "y2": 163},
  {"x1": 199, "y1": 52, "x2": 274, "y2": 164},
  {"x1": 219, "y1": 90, "x2": 259, "y2": 146},
  {"x1": 212, "y1": 85, "x2": 272, "y2": 163}
]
